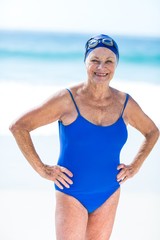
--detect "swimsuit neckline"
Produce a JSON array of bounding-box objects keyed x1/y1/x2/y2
[
  {"x1": 79, "y1": 114, "x2": 124, "y2": 127},
  {"x1": 62, "y1": 89, "x2": 129, "y2": 128},
  {"x1": 59, "y1": 113, "x2": 125, "y2": 128}
]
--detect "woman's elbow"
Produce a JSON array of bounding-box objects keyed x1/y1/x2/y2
[
  {"x1": 9, "y1": 121, "x2": 21, "y2": 134},
  {"x1": 150, "y1": 125, "x2": 160, "y2": 142},
  {"x1": 9, "y1": 120, "x2": 29, "y2": 135},
  {"x1": 154, "y1": 126, "x2": 160, "y2": 139}
]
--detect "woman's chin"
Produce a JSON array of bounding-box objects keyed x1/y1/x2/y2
[{"x1": 92, "y1": 75, "x2": 111, "y2": 84}]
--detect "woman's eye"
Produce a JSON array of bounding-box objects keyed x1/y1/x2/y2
[
  {"x1": 106, "y1": 60, "x2": 112, "y2": 63},
  {"x1": 91, "y1": 59, "x2": 99, "y2": 63}
]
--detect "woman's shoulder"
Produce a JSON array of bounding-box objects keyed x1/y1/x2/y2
[
  {"x1": 49, "y1": 82, "x2": 84, "y2": 105},
  {"x1": 112, "y1": 88, "x2": 143, "y2": 115},
  {"x1": 67, "y1": 82, "x2": 84, "y2": 92},
  {"x1": 111, "y1": 87, "x2": 130, "y2": 104}
]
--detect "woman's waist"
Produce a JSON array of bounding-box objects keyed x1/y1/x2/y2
[
  {"x1": 57, "y1": 157, "x2": 119, "y2": 183},
  {"x1": 57, "y1": 153, "x2": 120, "y2": 167}
]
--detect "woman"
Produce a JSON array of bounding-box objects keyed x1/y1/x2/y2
[{"x1": 10, "y1": 34, "x2": 159, "y2": 240}]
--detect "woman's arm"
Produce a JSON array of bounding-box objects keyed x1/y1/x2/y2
[
  {"x1": 9, "y1": 89, "x2": 73, "y2": 189},
  {"x1": 117, "y1": 96, "x2": 159, "y2": 183}
]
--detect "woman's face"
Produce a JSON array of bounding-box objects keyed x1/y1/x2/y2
[{"x1": 85, "y1": 47, "x2": 117, "y2": 84}]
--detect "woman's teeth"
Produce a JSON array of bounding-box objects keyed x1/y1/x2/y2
[{"x1": 95, "y1": 73, "x2": 108, "y2": 76}]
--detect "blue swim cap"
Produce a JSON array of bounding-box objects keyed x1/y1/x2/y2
[{"x1": 84, "y1": 34, "x2": 119, "y2": 62}]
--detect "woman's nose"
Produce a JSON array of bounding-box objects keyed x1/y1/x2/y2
[{"x1": 97, "y1": 62, "x2": 106, "y2": 69}]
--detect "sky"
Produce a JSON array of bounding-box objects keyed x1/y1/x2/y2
[{"x1": 0, "y1": 0, "x2": 160, "y2": 37}]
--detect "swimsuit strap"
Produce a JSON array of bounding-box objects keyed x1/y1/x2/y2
[
  {"x1": 121, "y1": 93, "x2": 130, "y2": 116},
  {"x1": 66, "y1": 88, "x2": 80, "y2": 115}
]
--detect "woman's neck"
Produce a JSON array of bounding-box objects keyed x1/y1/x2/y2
[{"x1": 82, "y1": 82, "x2": 112, "y2": 100}]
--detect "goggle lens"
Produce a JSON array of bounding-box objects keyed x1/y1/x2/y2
[
  {"x1": 87, "y1": 39, "x2": 99, "y2": 48},
  {"x1": 87, "y1": 38, "x2": 114, "y2": 50},
  {"x1": 102, "y1": 38, "x2": 113, "y2": 46}
]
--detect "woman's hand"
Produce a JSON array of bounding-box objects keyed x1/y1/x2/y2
[
  {"x1": 39, "y1": 164, "x2": 73, "y2": 189},
  {"x1": 117, "y1": 163, "x2": 139, "y2": 184}
]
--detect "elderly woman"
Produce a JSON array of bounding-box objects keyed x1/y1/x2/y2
[{"x1": 10, "y1": 34, "x2": 159, "y2": 240}]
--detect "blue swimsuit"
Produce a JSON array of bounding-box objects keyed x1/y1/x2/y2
[{"x1": 55, "y1": 89, "x2": 129, "y2": 213}]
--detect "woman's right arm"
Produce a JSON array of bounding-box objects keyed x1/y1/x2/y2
[{"x1": 9, "y1": 89, "x2": 73, "y2": 189}]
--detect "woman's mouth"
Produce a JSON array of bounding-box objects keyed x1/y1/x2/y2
[{"x1": 94, "y1": 72, "x2": 108, "y2": 77}]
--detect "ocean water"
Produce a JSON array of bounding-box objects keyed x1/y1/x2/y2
[{"x1": 0, "y1": 30, "x2": 160, "y2": 85}]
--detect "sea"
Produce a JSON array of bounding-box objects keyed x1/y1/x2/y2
[
  {"x1": 0, "y1": 30, "x2": 160, "y2": 240},
  {"x1": 0, "y1": 30, "x2": 160, "y2": 85}
]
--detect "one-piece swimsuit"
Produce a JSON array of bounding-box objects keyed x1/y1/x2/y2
[{"x1": 55, "y1": 89, "x2": 129, "y2": 213}]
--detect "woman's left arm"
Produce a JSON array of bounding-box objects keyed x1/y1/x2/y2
[{"x1": 117, "y1": 96, "x2": 159, "y2": 184}]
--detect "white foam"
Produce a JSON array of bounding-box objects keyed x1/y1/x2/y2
[{"x1": 1, "y1": 80, "x2": 160, "y2": 136}]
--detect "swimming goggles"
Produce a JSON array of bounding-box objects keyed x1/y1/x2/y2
[{"x1": 86, "y1": 38, "x2": 114, "y2": 50}]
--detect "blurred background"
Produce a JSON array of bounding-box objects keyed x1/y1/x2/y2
[{"x1": 0, "y1": 0, "x2": 160, "y2": 239}]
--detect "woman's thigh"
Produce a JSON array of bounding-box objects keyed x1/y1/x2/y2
[
  {"x1": 55, "y1": 191, "x2": 88, "y2": 240},
  {"x1": 85, "y1": 188, "x2": 120, "y2": 240}
]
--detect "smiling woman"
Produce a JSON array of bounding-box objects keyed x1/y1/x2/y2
[
  {"x1": 84, "y1": 34, "x2": 119, "y2": 84},
  {"x1": 85, "y1": 48, "x2": 117, "y2": 83},
  {"x1": 9, "y1": 33, "x2": 159, "y2": 240}
]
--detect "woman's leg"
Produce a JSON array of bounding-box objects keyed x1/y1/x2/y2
[
  {"x1": 85, "y1": 188, "x2": 120, "y2": 240},
  {"x1": 55, "y1": 191, "x2": 88, "y2": 240}
]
